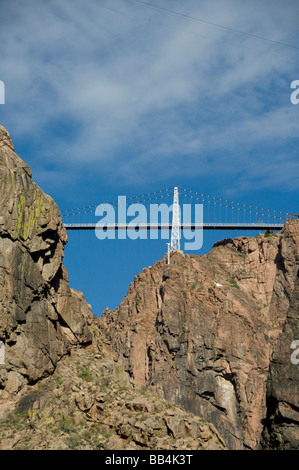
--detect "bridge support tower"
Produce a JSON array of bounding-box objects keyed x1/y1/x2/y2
[{"x1": 167, "y1": 187, "x2": 181, "y2": 264}]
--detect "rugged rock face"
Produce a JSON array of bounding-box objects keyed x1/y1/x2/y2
[
  {"x1": 1, "y1": 124, "x2": 298, "y2": 450},
  {"x1": 0, "y1": 125, "x2": 226, "y2": 451},
  {"x1": 261, "y1": 271, "x2": 299, "y2": 449},
  {"x1": 0, "y1": 347, "x2": 226, "y2": 450},
  {"x1": 0, "y1": 125, "x2": 93, "y2": 395},
  {"x1": 100, "y1": 221, "x2": 299, "y2": 449}
]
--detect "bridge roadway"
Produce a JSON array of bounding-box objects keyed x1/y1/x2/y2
[{"x1": 63, "y1": 222, "x2": 284, "y2": 231}]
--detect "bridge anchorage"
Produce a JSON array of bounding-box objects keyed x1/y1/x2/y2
[{"x1": 62, "y1": 187, "x2": 295, "y2": 263}]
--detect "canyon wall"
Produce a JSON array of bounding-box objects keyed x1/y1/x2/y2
[
  {"x1": 100, "y1": 220, "x2": 299, "y2": 449},
  {"x1": 1, "y1": 124, "x2": 298, "y2": 449},
  {"x1": 0, "y1": 125, "x2": 94, "y2": 396}
]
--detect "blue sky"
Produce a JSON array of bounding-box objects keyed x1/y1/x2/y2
[{"x1": 0, "y1": 0, "x2": 299, "y2": 315}]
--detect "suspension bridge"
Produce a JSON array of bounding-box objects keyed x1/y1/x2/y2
[{"x1": 61, "y1": 187, "x2": 296, "y2": 259}]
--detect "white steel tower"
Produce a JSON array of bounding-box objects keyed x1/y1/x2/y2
[
  {"x1": 167, "y1": 187, "x2": 181, "y2": 264},
  {"x1": 171, "y1": 187, "x2": 181, "y2": 251}
]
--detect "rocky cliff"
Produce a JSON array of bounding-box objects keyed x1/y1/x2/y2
[
  {"x1": 0, "y1": 125, "x2": 93, "y2": 395},
  {"x1": 0, "y1": 347, "x2": 226, "y2": 450},
  {"x1": 261, "y1": 270, "x2": 299, "y2": 449},
  {"x1": 0, "y1": 125, "x2": 226, "y2": 450},
  {"x1": 100, "y1": 221, "x2": 299, "y2": 449},
  {"x1": 0, "y1": 124, "x2": 298, "y2": 450}
]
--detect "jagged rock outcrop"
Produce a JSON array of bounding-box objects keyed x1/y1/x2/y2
[
  {"x1": 0, "y1": 125, "x2": 93, "y2": 395},
  {"x1": 100, "y1": 221, "x2": 299, "y2": 450}
]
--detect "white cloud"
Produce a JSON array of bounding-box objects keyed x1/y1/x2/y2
[{"x1": 0, "y1": 0, "x2": 298, "y2": 191}]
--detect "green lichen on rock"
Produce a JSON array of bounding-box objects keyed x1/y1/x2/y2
[{"x1": 16, "y1": 189, "x2": 46, "y2": 241}]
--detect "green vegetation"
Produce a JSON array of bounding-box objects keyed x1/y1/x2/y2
[
  {"x1": 59, "y1": 416, "x2": 76, "y2": 433},
  {"x1": 228, "y1": 278, "x2": 240, "y2": 290},
  {"x1": 78, "y1": 366, "x2": 93, "y2": 382},
  {"x1": 264, "y1": 231, "x2": 276, "y2": 238}
]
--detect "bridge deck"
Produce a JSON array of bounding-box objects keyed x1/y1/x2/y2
[{"x1": 63, "y1": 223, "x2": 284, "y2": 231}]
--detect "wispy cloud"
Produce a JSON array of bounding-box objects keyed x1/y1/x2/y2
[{"x1": 0, "y1": 0, "x2": 298, "y2": 193}]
